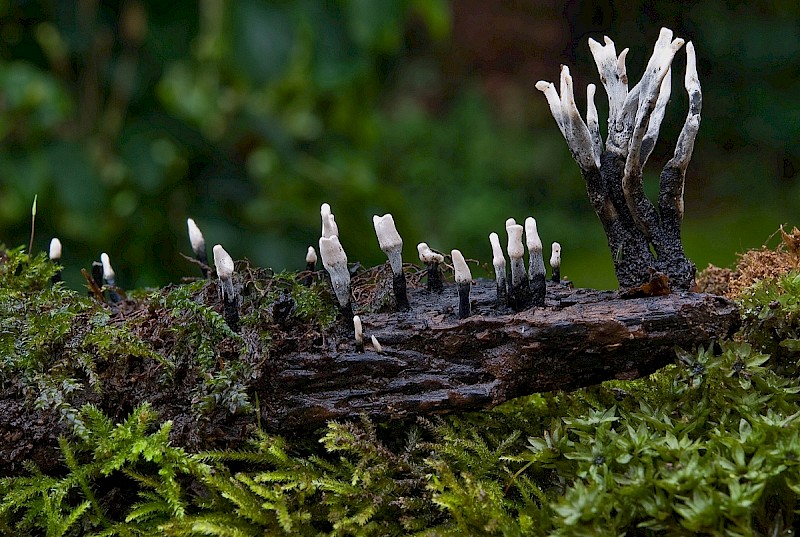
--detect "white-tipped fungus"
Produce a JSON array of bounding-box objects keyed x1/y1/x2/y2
[
  {"x1": 187, "y1": 218, "x2": 209, "y2": 277},
  {"x1": 417, "y1": 242, "x2": 444, "y2": 293},
  {"x1": 371, "y1": 335, "x2": 383, "y2": 353},
  {"x1": 373, "y1": 213, "x2": 410, "y2": 310},
  {"x1": 212, "y1": 244, "x2": 239, "y2": 331},
  {"x1": 451, "y1": 249, "x2": 472, "y2": 319},
  {"x1": 353, "y1": 315, "x2": 364, "y2": 352},
  {"x1": 505, "y1": 220, "x2": 532, "y2": 310},
  {"x1": 213, "y1": 244, "x2": 235, "y2": 299},
  {"x1": 524, "y1": 217, "x2": 546, "y2": 278},
  {"x1": 49, "y1": 238, "x2": 62, "y2": 260},
  {"x1": 306, "y1": 246, "x2": 317, "y2": 265},
  {"x1": 489, "y1": 232, "x2": 507, "y2": 305},
  {"x1": 321, "y1": 203, "x2": 339, "y2": 238},
  {"x1": 373, "y1": 214, "x2": 403, "y2": 273},
  {"x1": 318, "y1": 235, "x2": 351, "y2": 309},
  {"x1": 100, "y1": 253, "x2": 116, "y2": 284},
  {"x1": 550, "y1": 242, "x2": 562, "y2": 283}
]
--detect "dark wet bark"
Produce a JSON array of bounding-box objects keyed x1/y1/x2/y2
[{"x1": 0, "y1": 279, "x2": 739, "y2": 476}]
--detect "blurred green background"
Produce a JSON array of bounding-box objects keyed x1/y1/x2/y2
[{"x1": 0, "y1": 0, "x2": 798, "y2": 290}]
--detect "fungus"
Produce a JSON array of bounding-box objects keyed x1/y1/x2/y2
[
  {"x1": 525, "y1": 217, "x2": 546, "y2": 306},
  {"x1": 451, "y1": 249, "x2": 472, "y2": 319},
  {"x1": 417, "y1": 242, "x2": 445, "y2": 293},
  {"x1": 506, "y1": 219, "x2": 532, "y2": 311},
  {"x1": 49, "y1": 238, "x2": 62, "y2": 284},
  {"x1": 319, "y1": 235, "x2": 354, "y2": 323},
  {"x1": 489, "y1": 232, "x2": 507, "y2": 306},
  {"x1": 551, "y1": 242, "x2": 562, "y2": 283},
  {"x1": 373, "y1": 213, "x2": 410, "y2": 311},
  {"x1": 321, "y1": 203, "x2": 339, "y2": 238},
  {"x1": 212, "y1": 244, "x2": 239, "y2": 332},
  {"x1": 89, "y1": 261, "x2": 103, "y2": 298},
  {"x1": 100, "y1": 253, "x2": 122, "y2": 304},
  {"x1": 302, "y1": 246, "x2": 317, "y2": 286},
  {"x1": 371, "y1": 335, "x2": 383, "y2": 353},
  {"x1": 353, "y1": 315, "x2": 364, "y2": 352},
  {"x1": 187, "y1": 218, "x2": 209, "y2": 278}
]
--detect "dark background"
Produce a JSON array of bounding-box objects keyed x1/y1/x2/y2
[{"x1": 0, "y1": 0, "x2": 798, "y2": 290}]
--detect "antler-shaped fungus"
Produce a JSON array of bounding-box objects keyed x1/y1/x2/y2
[{"x1": 536, "y1": 28, "x2": 701, "y2": 291}]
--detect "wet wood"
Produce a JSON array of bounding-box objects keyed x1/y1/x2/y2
[{"x1": 261, "y1": 282, "x2": 739, "y2": 430}]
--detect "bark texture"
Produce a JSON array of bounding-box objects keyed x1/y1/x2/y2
[{"x1": 0, "y1": 278, "x2": 739, "y2": 475}]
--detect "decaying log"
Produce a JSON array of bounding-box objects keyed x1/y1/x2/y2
[
  {"x1": 261, "y1": 281, "x2": 738, "y2": 430},
  {"x1": 1, "y1": 275, "x2": 738, "y2": 476}
]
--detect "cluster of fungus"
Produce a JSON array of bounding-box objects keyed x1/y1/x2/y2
[{"x1": 35, "y1": 28, "x2": 702, "y2": 358}]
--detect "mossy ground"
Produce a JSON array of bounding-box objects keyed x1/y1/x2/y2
[{"x1": 2, "y1": 238, "x2": 800, "y2": 535}]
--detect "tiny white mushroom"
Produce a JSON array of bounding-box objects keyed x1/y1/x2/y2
[
  {"x1": 550, "y1": 242, "x2": 562, "y2": 283},
  {"x1": 187, "y1": 218, "x2": 209, "y2": 277},
  {"x1": 212, "y1": 244, "x2": 239, "y2": 331},
  {"x1": 306, "y1": 246, "x2": 318, "y2": 265},
  {"x1": 100, "y1": 253, "x2": 116, "y2": 285},
  {"x1": 525, "y1": 217, "x2": 546, "y2": 279},
  {"x1": 371, "y1": 335, "x2": 383, "y2": 353},
  {"x1": 49, "y1": 238, "x2": 62, "y2": 261},
  {"x1": 373, "y1": 213, "x2": 410, "y2": 310},
  {"x1": 353, "y1": 315, "x2": 364, "y2": 352},
  {"x1": 489, "y1": 232, "x2": 507, "y2": 305},
  {"x1": 417, "y1": 242, "x2": 444, "y2": 293},
  {"x1": 451, "y1": 249, "x2": 472, "y2": 319},
  {"x1": 505, "y1": 220, "x2": 533, "y2": 310}
]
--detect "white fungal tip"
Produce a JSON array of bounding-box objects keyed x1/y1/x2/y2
[
  {"x1": 373, "y1": 213, "x2": 403, "y2": 252},
  {"x1": 451, "y1": 249, "x2": 471, "y2": 284},
  {"x1": 49, "y1": 238, "x2": 62, "y2": 260},
  {"x1": 212, "y1": 244, "x2": 234, "y2": 280},
  {"x1": 535, "y1": 80, "x2": 552, "y2": 92},
  {"x1": 370, "y1": 335, "x2": 382, "y2": 353},
  {"x1": 306, "y1": 246, "x2": 317, "y2": 264},
  {"x1": 320, "y1": 203, "x2": 338, "y2": 238},
  {"x1": 525, "y1": 217, "x2": 543, "y2": 252},
  {"x1": 353, "y1": 315, "x2": 363, "y2": 345},
  {"x1": 550, "y1": 242, "x2": 562, "y2": 268},
  {"x1": 100, "y1": 253, "x2": 115, "y2": 280},
  {"x1": 489, "y1": 233, "x2": 505, "y2": 268},
  {"x1": 318, "y1": 235, "x2": 348, "y2": 270},
  {"x1": 187, "y1": 218, "x2": 205, "y2": 252},
  {"x1": 505, "y1": 217, "x2": 517, "y2": 228},
  {"x1": 417, "y1": 242, "x2": 444, "y2": 264},
  {"x1": 506, "y1": 223, "x2": 524, "y2": 260}
]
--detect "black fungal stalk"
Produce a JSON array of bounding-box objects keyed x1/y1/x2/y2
[{"x1": 525, "y1": 218, "x2": 546, "y2": 307}]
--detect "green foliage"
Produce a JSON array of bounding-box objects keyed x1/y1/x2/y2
[
  {"x1": 738, "y1": 271, "x2": 800, "y2": 368},
  {"x1": 0, "y1": 403, "x2": 199, "y2": 536}
]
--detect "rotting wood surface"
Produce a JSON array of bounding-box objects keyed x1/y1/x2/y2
[
  {"x1": 262, "y1": 281, "x2": 739, "y2": 430},
  {"x1": 0, "y1": 276, "x2": 739, "y2": 475}
]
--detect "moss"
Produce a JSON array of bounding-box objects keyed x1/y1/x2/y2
[{"x1": 5, "y1": 241, "x2": 800, "y2": 535}]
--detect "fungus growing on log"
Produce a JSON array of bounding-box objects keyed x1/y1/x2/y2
[
  {"x1": 536, "y1": 27, "x2": 701, "y2": 292},
  {"x1": 186, "y1": 217, "x2": 209, "y2": 278},
  {"x1": 100, "y1": 252, "x2": 122, "y2": 304},
  {"x1": 49, "y1": 238, "x2": 62, "y2": 283},
  {"x1": 506, "y1": 218, "x2": 532, "y2": 310},
  {"x1": 212, "y1": 244, "x2": 239, "y2": 332},
  {"x1": 489, "y1": 232, "x2": 507, "y2": 306},
  {"x1": 451, "y1": 249, "x2": 472, "y2": 319},
  {"x1": 373, "y1": 213, "x2": 410, "y2": 311},
  {"x1": 550, "y1": 242, "x2": 562, "y2": 283},
  {"x1": 525, "y1": 217, "x2": 546, "y2": 306},
  {"x1": 319, "y1": 234, "x2": 354, "y2": 324},
  {"x1": 417, "y1": 242, "x2": 445, "y2": 293}
]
